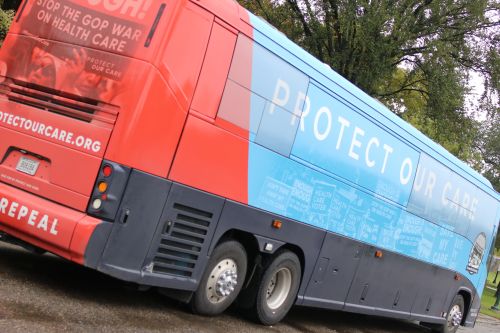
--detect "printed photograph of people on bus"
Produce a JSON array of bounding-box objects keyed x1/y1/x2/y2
[
  {"x1": 0, "y1": 0, "x2": 153, "y2": 104},
  {"x1": 25, "y1": 43, "x2": 123, "y2": 102},
  {"x1": 6, "y1": 38, "x2": 125, "y2": 103}
]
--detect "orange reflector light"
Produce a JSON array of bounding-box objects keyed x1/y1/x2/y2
[
  {"x1": 103, "y1": 165, "x2": 113, "y2": 177},
  {"x1": 375, "y1": 250, "x2": 383, "y2": 258},
  {"x1": 98, "y1": 182, "x2": 108, "y2": 193},
  {"x1": 454, "y1": 274, "x2": 461, "y2": 281},
  {"x1": 272, "y1": 219, "x2": 282, "y2": 229}
]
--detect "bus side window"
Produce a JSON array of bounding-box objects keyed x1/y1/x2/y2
[
  {"x1": 218, "y1": 78, "x2": 266, "y2": 135},
  {"x1": 218, "y1": 35, "x2": 309, "y2": 156},
  {"x1": 191, "y1": 22, "x2": 237, "y2": 119},
  {"x1": 217, "y1": 35, "x2": 265, "y2": 136},
  {"x1": 250, "y1": 42, "x2": 308, "y2": 156},
  {"x1": 255, "y1": 101, "x2": 300, "y2": 156}
]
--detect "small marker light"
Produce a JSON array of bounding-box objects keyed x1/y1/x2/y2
[
  {"x1": 98, "y1": 181, "x2": 108, "y2": 193},
  {"x1": 272, "y1": 219, "x2": 282, "y2": 229},
  {"x1": 375, "y1": 250, "x2": 383, "y2": 258},
  {"x1": 92, "y1": 198, "x2": 102, "y2": 210},
  {"x1": 454, "y1": 274, "x2": 461, "y2": 281},
  {"x1": 102, "y1": 165, "x2": 113, "y2": 177}
]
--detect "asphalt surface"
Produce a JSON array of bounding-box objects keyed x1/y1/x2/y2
[{"x1": 0, "y1": 242, "x2": 497, "y2": 333}]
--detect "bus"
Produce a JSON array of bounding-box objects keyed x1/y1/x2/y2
[{"x1": 0, "y1": 0, "x2": 498, "y2": 331}]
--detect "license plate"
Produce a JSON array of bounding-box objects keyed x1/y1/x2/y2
[{"x1": 16, "y1": 156, "x2": 40, "y2": 176}]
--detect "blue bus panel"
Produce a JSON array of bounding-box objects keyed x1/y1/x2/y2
[{"x1": 242, "y1": 12, "x2": 500, "y2": 295}]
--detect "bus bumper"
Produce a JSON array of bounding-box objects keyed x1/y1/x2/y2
[{"x1": 0, "y1": 181, "x2": 101, "y2": 264}]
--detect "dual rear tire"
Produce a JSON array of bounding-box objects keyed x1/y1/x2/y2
[
  {"x1": 253, "y1": 250, "x2": 302, "y2": 325},
  {"x1": 191, "y1": 241, "x2": 247, "y2": 316},
  {"x1": 191, "y1": 241, "x2": 301, "y2": 326}
]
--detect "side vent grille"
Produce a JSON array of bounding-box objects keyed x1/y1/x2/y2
[
  {"x1": 152, "y1": 203, "x2": 213, "y2": 277},
  {"x1": 0, "y1": 79, "x2": 118, "y2": 127}
]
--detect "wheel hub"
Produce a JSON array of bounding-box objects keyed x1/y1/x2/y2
[
  {"x1": 448, "y1": 304, "x2": 463, "y2": 327},
  {"x1": 266, "y1": 267, "x2": 292, "y2": 310},
  {"x1": 206, "y1": 259, "x2": 238, "y2": 304},
  {"x1": 216, "y1": 270, "x2": 238, "y2": 297}
]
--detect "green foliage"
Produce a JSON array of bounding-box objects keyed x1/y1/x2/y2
[
  {"x1": 1, "y1": 0, "x2": 17, "y2": 46},
  {"x1": 238, "y1": 0, "x2": 500, "y2": 188},
  {"x1": 480, "y1": 281, "x2": 500, "y2": 320},
  {"x1": 0, "y1": 6, "x2": 14, "y2": 47},
  {"x1": 476, "y1": 112, "x2": 500, "y2": 192}
]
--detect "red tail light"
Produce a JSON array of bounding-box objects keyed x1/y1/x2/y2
[
  {"x1": 102, "y1": 165, "x2": 113, "y2": 177},
  {"x1": 87, "y1": 160, "x2": 130, "y2": 221}
]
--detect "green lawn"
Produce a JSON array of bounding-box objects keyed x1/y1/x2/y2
[
  {"x1": 480, "y1": 271, "x2": 500, "y2": 320},
  {"x1": 486, "y1": 271, "x2": 498, "y2": 288}
]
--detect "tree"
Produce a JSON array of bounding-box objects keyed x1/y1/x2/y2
[
  {"x1": 0, "y1": 0, "x2": 15, "y2": 47},
  {"x1": 238, "y1": 0, "x2": 499, "y2": 187},
  {"x1": 1, "y1": 0, "x2": 21, "y2": 10},
  {"x1": 476, "y1": 112, "x2": 500, "y2": 192}
]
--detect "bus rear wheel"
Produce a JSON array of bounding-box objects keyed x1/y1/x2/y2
[
  {"x1": 254, "y1": 250, "x2": 301, "y2": 325},
  {"x1": 191, "y1": 240, "x2": 247, "y2": 316}
]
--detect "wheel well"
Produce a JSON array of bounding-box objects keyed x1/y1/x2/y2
[
  {"x1": 216, "y1": 230, "x2": 260, "y2": 263},
  {"x1": 458, "y1": 289, "x2": 471, "y2": 325}
]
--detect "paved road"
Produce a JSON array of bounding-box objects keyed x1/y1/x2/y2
[{"x1": 0, "y1": 242, "x2": 497, "y2": 333}]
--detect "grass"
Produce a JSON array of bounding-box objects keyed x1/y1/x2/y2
[
  {"x1": 480, "y1": 270, "x2": 500, "y2": 320},
  {"x1": 486, "y1": 271, "x2": 498, "y2": 288}
]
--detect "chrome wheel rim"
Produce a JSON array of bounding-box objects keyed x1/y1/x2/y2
[
  {"x1": 266, "y1": 267, "x2": 292, "y2": 310},
  {"x1": 206, "y1": 259, "x2": 238, "y2": 304},
  {"x1": 447, "y1": 304, "x2": 463, "y2": 328}
]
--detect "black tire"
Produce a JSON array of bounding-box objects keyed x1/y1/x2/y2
[
  {"x1": 254, "y1": 250, "x2": 301, "y2": 325},
  {"x1": 424, "y1": 294, "x2": 464, "y2": 333},
  {"x1": 191, "y1": 240, "x2": 247, "y2": 316}
]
